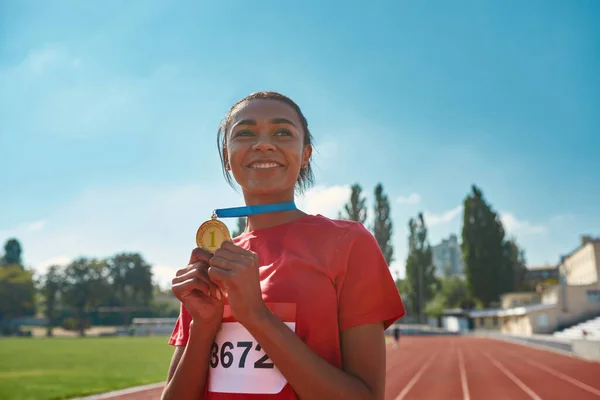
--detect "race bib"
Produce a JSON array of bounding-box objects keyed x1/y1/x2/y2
[{"x1": 208, "y1": 303, "x2": 296, "y2": 394}]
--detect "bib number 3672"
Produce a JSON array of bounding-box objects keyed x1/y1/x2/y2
[
  {"x1": 210, "y1": 341, "x2": 273, "y2": 369},
  {"x1": 208, "y1": 321, "x2": 296, "y2": 394}
]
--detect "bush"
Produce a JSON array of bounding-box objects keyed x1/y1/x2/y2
[{"x1": 62, "y1": 317, "x2": 91, "y2": 331}]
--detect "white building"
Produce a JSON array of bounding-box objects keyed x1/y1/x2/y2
[{"x1": 431, "y1": 234, "x2": 464, "y2": 277}]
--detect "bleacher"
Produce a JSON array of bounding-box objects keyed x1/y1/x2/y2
[{"x1": 553, "y1": 315, "x2": 600, "y2": 340}]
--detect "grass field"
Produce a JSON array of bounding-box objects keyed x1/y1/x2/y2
[{"x1": 0, "y1": 336, "x2": 174, "y2": 400}]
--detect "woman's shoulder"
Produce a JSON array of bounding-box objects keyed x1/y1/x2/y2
[
  {"x1": 299, "y1": 214, "x2": 376, "y2": 248},
  {"x1": 300, "y1": 214, "x2": 368, "y2": 234}
]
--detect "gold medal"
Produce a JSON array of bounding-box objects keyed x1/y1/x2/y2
[{"x1": 196, "y1": 213, "x2": 231, "y2": 252}]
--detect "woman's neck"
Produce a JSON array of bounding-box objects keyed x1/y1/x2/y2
[
  {"x1": 245, "y1": 209, "x2": 306, "y2": 232},
  {"x1": 242, "y1": 191, "x2": 304, "y2": 232}
]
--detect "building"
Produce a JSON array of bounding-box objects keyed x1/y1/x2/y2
[
  {"x1": 431, "y1": 234, "x2": 463, "y2": 277},
  {"x1": 468, "y1": 235, "x2": 600, "y2": 336},
  {"x1": 524, "y1": 264, "x2": 559, "y2": 288}
]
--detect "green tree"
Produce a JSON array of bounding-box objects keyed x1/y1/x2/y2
[
  {"x1": 0, "y1": 265, "x2": 36, "y2": 324},
  {"x1": 41, "y1": 265, "x2": 63, "y2": 336},
  {"x1": 232, "y1": 217, "x2": 246, "y2": 237},
  {"x1": 61, "y1": 258, "x2": 110, "y2": 336},
  {"x1": 504, "y1": 238, "x2": 529, "y2": 291},
  {"x1": 1, "y1": 238, "x2": 23, "y2": 267},
  {"x1": 372, "y1": 183, "x2": 393, "y2": 265},
  {"x1": 404, "y1": 213, "x2": 438, "y2": 322},
  {"x1": 461, "y1": 185, "x2": 511, "y2": 307},
  {"x1": 425, "y1": 276, "x2": 470, "y2": 318},
  {"x1": 107, "y1": 253, "x2": 154, "y2": 327},
  {"x1": 340, "y1": 183, "x2": 367, "y2": 224}
]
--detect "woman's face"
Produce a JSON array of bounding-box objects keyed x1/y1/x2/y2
[{"x1": 224, "y1": 99, "x2": 311, "y2": 201}]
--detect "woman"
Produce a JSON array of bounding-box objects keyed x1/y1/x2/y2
[{"x1": 162, "y1": 91, "x2": 405, "y2": 400}]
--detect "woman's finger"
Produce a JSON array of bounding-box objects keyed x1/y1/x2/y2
[
  {"x1": 189, "y1": 247, "x2": 213, "y2": 265},
  {"x1": 172, "y1": 276, "x2": 211, "y2": 298},
  {"x1": 207, "y1": 265, "x2": 234, "y2": 287},
  {"x1": 172, "y1": 265, "x2": 222, "y2": 298},
  {"x1": 209, "y1": 255, "x2": 240, "y2": 272}
]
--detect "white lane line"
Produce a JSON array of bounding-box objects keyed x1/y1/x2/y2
[
  {"x1": 482, "y1": 351, "x2": 542, "y2": 400},
  {"x1": 394, "y1": 352, "x2": 437, "y2": 400},
  {"x1": 458, "y1": 348, "x2": 471, "y2": 400},
  {"x1": 518, "y1": 356, "x2": 600, "y2": 397}
]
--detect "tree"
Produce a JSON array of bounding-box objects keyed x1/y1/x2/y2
[
  {"x1": 41, "y1": 265, "x2": 63, "y2": 336},
  {"x1": 340, "y1": 184, "x2": 367, "y2": 224},
  {"x1": 0, "y1": 238, "x2": 35, "y2": 330},
  {"x1": 1, "y1": 238, "x2": 23, "y2": 267},
  {"x1": 425, "y1": 276, "x2": 470, "y2": 318},
  {"x1": 232, "y1": 217, "x2": 246, "y2": 237},
  {"x1": 404, "y1": 213, "x2": 438, "y2": 322},
  {"x1": 107, "y1": 253, "x2": 154, "y2": 327},
  {"x1": 372, "y1": 183, "x2": 393, "y2": 265},
  {"x1": 461, "y1": 185, "x2": 510, "y2": 307},
  {"x1": 61, "y1": 258, "x2": 110, "y2": 336},
  {"x1": 0, "y1": 265, "x2": 36, "y2": 324},
  {"x1": 504, "y1": 238, "x2": 529, "y2": 291}
]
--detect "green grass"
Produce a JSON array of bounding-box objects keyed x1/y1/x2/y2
[{"x1": 0, "y1": 336, "x2": 174, "y2": 400}]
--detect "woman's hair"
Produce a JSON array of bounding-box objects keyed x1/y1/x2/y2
[{"x1": 217, "y1": 91, "x2": 315, "y2": 194}]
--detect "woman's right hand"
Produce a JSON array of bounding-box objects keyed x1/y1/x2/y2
[{"x1": 172, "y1": 248, "x2": 225, "y2": 327}]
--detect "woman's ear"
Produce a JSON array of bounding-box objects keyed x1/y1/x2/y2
[
  {"x1": 224, "y1": 149, "x2": 230, "y2": 171},
  {"x1": 302, "y1": 144, "x2": 312, "y2": 168}
]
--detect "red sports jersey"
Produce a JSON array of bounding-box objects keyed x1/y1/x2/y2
[{"x1": 169, "y1": 214, "x2": 405, "y2": 399}]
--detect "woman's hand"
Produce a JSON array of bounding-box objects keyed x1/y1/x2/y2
[
  {"x1": 172, "y1": 248, "x2": 224, "y2": 329},
  {"x1": 207, "y1": 241, "x2": 268, "y2": 326}
]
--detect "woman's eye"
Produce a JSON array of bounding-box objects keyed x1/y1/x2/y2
[
  {"x1": 235, "y1": 129, "x2": 254, "y2": 137},
  {"x1": 275, "y1": 128, "x2": 292, "y2": 136}
]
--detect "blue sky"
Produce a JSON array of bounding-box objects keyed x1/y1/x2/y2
[{"x1": 1, "y1": 0, "x2": 598, "y2": 287}]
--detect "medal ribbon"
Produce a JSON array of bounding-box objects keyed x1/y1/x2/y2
[{"x1": 213, "y1": 201, "x2": 297, "y2": 218}]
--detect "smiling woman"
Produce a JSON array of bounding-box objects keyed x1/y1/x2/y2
[
  {"x1": 161, "y1": 91, "x2": 406, "y2": 400},
  {"x1": 217, "y1": 92, "x2": 315, "y2": 200}
]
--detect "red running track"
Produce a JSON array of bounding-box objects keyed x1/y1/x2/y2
[
  {"x1": 89, "y1": 336, "x2": 600, "y2": 399},
  {"x1": 385, "y1": 336, "x2": 600, "y2": 400}
]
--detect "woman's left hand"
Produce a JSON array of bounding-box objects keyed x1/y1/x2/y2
[{"x1": 207, "y1": 241, "x2": 268, "y2": 326}]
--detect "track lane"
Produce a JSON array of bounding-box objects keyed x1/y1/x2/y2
[
  {"x1": 463, "y1": 338, "x2": 533, "y2": 400},
  {"x1": 398, "y1": 337, "x2": 464, "y2": 400},
  {"x1": 478, "y1": 337, "x2": 600, "y2": 392},
  {"x1": 385, "y1": 338, "x2": 442, "y2": 400},
  {"x1": 478, "y1": 339, "x2": 600, "y2": 399}
]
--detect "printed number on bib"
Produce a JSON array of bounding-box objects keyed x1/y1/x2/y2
[
  {"x1": 210, "y1": 341, "x2": 273, "y2": 369},
  {"x1": 208, "y1": 321, "x2": 296, "y2": 394}
]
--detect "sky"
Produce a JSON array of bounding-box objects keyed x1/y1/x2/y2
[{"x1": 1, "y1": 0, "x2": 599, "y2": 289}]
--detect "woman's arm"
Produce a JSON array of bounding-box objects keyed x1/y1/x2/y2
[
  {"x1": 245, "y1": 312, "x2": 386, "y2": 400},
  {"x1": 161, "y1": 321, "x2": 216, "y2": 400}
]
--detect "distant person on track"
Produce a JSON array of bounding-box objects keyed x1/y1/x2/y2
[
  {"x1": 160, "y1": 91, "x2": 406, "y2": 400},
  {"x1": 393, "y1": 325, "x2": 401, "y2": 349}
]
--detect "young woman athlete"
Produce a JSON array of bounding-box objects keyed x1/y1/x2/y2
[{"x1": 162, "y1": 92, "x2": 405, "y2": 400}]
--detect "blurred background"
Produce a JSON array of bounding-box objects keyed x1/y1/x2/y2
[{"x1": 1, "y1": 1, "x2": 599, "y2": 399}]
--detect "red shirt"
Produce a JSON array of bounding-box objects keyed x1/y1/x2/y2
[{"x1": 169, "y1": 214, "x2": 405, "y2": 399}]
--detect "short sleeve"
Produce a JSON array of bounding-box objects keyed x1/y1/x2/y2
[
  {"x1": 335, "y1": 223, "x2": 406, "y2": 331},
  {"x1": 168, "y1": 302, "x2": 192, "y2": 346}
]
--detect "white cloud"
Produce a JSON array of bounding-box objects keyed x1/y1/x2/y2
[
  {"x1": 423, "y1": 205, "x2": 463, "y2": 226},
  {"x1": 0, "y1": 219, "x2": 47, "y2": 237},
  {"x1": 313, "y1": 140, "x2": 338, "y2": 160},
  {"x1": 500, "y1": 212, "x2": 547, "y2": 235},
  {"x1": 22, "y1": 45, "x2": 80, "y2": 77},
  {"x1": 296, "y1": 184, "x2": 351, "y2": 218},
  {"x1": 37, "y1": 256, "x2": 72, "y2": 274},
  {"x1": 396, "y1": 193, "x2": 421, "y2": 205},
  {"x1": 27, "y1": 220, "x2": 46, "y2": 232}
]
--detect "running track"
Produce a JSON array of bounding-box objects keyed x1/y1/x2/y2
[{"x1": 87, "y1": 336, "x2": 600, "y2": 399}]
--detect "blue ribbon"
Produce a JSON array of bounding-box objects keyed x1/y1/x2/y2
[{"x1": 214, "y1": 201, "x2": 297, "y2": 218}]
